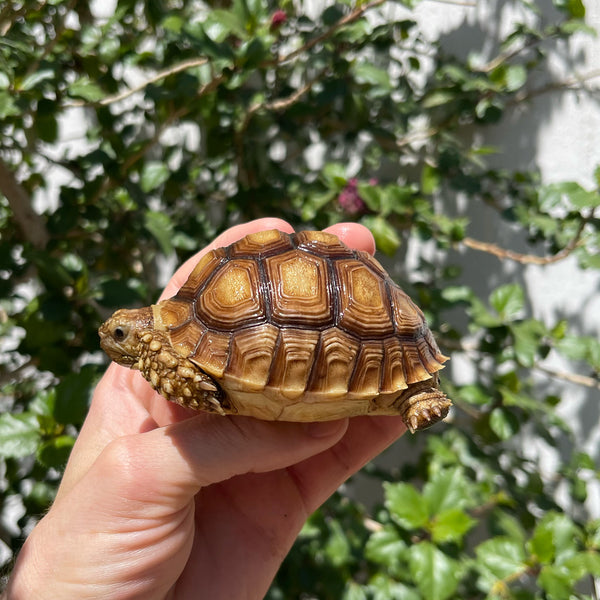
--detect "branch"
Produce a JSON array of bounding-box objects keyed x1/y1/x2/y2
[
  {"x1": 461, "y1": 219, "x2": 585, "y2": 265},
  {"x1": 0, "y1": 159, "x2": 49, "y2": 249},
  {"x1": 274, "y1": 0, "x2": 387, "y2": 66},
  {"x1": 66, "y1": 57, "x2": 210, "y2": 108},
  {"x1": 512, "y1": 68, "x2": 600, "y2": 104},
  {"x1": 535, "y1": 364, "x2": 600, "y2": 390},
  {"x1": 475, "y1": 32, "x2": 547, "y2": 74}
]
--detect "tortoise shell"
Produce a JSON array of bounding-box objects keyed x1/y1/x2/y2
[{"x1": 99, "y1": 229, "x2": 451, "y2": 432}]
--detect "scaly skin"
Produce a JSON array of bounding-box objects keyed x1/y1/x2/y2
[{"x1": 98, "y1": 308, "x2": 227, "y2": 414}]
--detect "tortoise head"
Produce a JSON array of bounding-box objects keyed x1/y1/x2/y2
[{"x1": 99, "y1": 307, "x2": 154, "y2": 367}]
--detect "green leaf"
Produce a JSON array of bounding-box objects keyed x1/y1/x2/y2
[
  {"x1": 342, "y1": 581, "x2": 367, "y2": 600},
  {"x1": 384, "y1": 482, "x2": 429, "y2": 530},
  {"x1": 54, "y1": 365, "x2": 99, "y2": 426},
  {"x1": 144, "y1": 210, "x2": 174, "y2": 255},
  {"x1": 356, "y1": 182, "x2": 382, "y2": 212},
  {"x1": 457, "y1": 383, "x2": 490, "y2": 406},
  {"x1": 409, "y1": 542, "x2": 460, "y2": 600},
  {"x1": 204, "y1": 9, "x2": 248, "y2": 42},
  {"x1": 321, "y1": 162, "x2": 347, "y2": 187},
  {"x1": 0, "y1": 413, "x2": 41, "y2": 458},
  {"x1": 538, "y1": 565, "x2": 574, "y2": 600},
  {"x1": 365, "y1": 525, "x2": 407, "y2": 570},
  {"x1": 19, "y1": 68, "x2": 55, "y2": 91},
  {"x1": 368, "y1": 574, "x2": 420, "y2": 600},
  {"x1": 0, "y1": 91, "x2": 20, "y2": 118},
  {"x1": 37, "y1": 435, "x2": 75, "y2": 469},
  {"x1": 489, "y1": 407, "x2": 520, "y2": 440},
  {"x1": 539, "y1": 181, "x2": 600, "y2": 211},
  {"x1": 421, "y1": 164, "x2": 441, "y2": 195},
  {"x1": 475, "y1": 537, "x2": 527, "y2": 589},
  {"x1": 556, "y1": 335, "x2": 600, "y2": 369},
  {"x1": 563, "y1": 550, "x2": 600, "y2": 578},
  {"x1": 140, "y1": 161, "x2": 170, "y2": 192},
  {"x1": 68, "y1": 77, "x2": 105, "y2": 102},
  {"x1": 441, "y1": 286, "x2": 473, "y2": 304},
  {"x1": 490, "y1": 64, "x2": 527, "y2": 92},
  {"x1": 505, "y1": 64, "x2": 527, "y2": 91},
  {"x1": 362, "y1": 216, "x2": 401, "y2": 256},
  {"x1": 490, "y1": 284, "x2": 524, "y2": 321},
  {"x1": 511, "y1": 319, "x2": 547, "y2": 367},
  {"x1": 528, "y1": 512, "x2": 581, "y2": 564},
  {"x1": 323, "y1": 519, "x2": 351, "y2": 567},
  {"x1": 424, "y1": 467, "x2": 472, "y2": 515},
  {"x1": 553, "y1": 0, "x2": 585, "y2": 19},
  {"x1": 353, "y1": 63, "x2": 392, "y2": 91},
  {"x1": 422, "y1": 89, "x2": 456, "y2": 109},
  {"x1": 430, "y1": 508, "x2": 476, "y2": 543}
]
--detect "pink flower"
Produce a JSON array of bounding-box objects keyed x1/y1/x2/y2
[
  {"x1": 270, "y1": 10, "x2": 287, "y2": 30},
  {"x1": 338, "y1": 178, "x2": 367, "y2": 215}
]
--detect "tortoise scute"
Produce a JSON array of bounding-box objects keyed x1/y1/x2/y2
[
  {"x1": 309, "y1": 328, "x2": 360, "y2": 395},
  {"x1": 231, "y1": 229, "x2": 293, "y2": 257},
  {"x1": 336, "y1": 260, "x2": 394, "y2": 337},
  {"x1": 227, "y1": 324, "x2": 279, "y2": 390},
  {"x1": 178, "y1": 249, "x2": 226, "y2": 300},
  {"x1": 268, "y1": 328, "x2": 320, "y2": 399},
  {"x1": 266, "y1": 252, "x2": 332, "y2": 327},
  {"x1": 296, "y1": 230, "x2": 354, "y2": 257},
  {"x1": 104, "y1": 229, "x2": 451, "y2": 433},
  {"x1": 349, "y1": 341, "x2": 385, "y2": 394},
  {"x1": 196, "y1": 259, "x2": 266, "y2": 329}
]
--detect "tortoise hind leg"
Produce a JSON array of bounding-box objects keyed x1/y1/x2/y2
[{"x1": 395, "y1": 380, "x2": 452, "y2": 433}]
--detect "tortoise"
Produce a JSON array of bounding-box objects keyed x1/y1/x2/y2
[{"x1": 99, "y1": 229, "x2": 451, "y2": 432}]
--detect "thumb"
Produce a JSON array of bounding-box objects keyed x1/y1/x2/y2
[{"x1": 89, "y1": 415, "x2": 348, "y2": 514}]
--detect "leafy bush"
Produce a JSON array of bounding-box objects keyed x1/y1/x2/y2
[{"x1": 1, "y1": 0, "x2": 599, "y2": 597}]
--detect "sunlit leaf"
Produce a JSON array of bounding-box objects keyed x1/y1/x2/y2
[
  {"x1": 384, "y1": 482, "x2": 429, "y2": 530},
  {"x1": 0, "y1": 413, "x2": 41, "y2": 459},
  {"x1": 409, "y1": 542, "x2": 460, "y2": 600}
]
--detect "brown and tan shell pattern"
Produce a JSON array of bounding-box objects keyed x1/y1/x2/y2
[
  {"x1": 99, "y1": 229, "x2": 452, "y2": 432},
  {"x1": 157, "y1": 229, "x2": 452, "y2": 430}
]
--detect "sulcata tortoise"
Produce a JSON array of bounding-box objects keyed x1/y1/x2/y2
[{"x1": 99, "y1": 229, "x2": 451, "y2": 432}]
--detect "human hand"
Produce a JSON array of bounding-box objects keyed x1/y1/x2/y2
[{"x1": 6, "y1": 218, "x2": 406, "y2": 600}]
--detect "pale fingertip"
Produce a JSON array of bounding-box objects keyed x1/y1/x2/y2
[{"x1": 324, "y1": 222, "x2": 376, "y2": 255}]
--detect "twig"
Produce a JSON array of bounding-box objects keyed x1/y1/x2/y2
[
  {"x1": 0, "y1": 159, "x2": 49, "y2": 249},
  {"x1": 66, "y1": 57, "x2": 210, "y2": 108},
  {"x1": 396, "y1": 126, "x2": 439, "y2": 148},
  {"x1": 535, "y1": 364, "x2": 600, "y2": 390},
  {"x1": 461, "y1": 220, "x2": 585, "y2": 265},
  {"x1": 512, "y1": 68, "x2": 600, "y2": 104},
  {"x1": 475, "y1": 33, "x2": 546, "y2": 75},
  {"x1": 274, "y1": 0, "x2": 388, "y2": 66}
]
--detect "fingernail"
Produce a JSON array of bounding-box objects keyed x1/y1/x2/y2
[{"x1": 304, "y1": 419, "x2": 346, "y2": 438}]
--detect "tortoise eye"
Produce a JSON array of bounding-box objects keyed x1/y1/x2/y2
[{"x1": 113, "y1": 326, "x2": 126, "y2": 342}]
